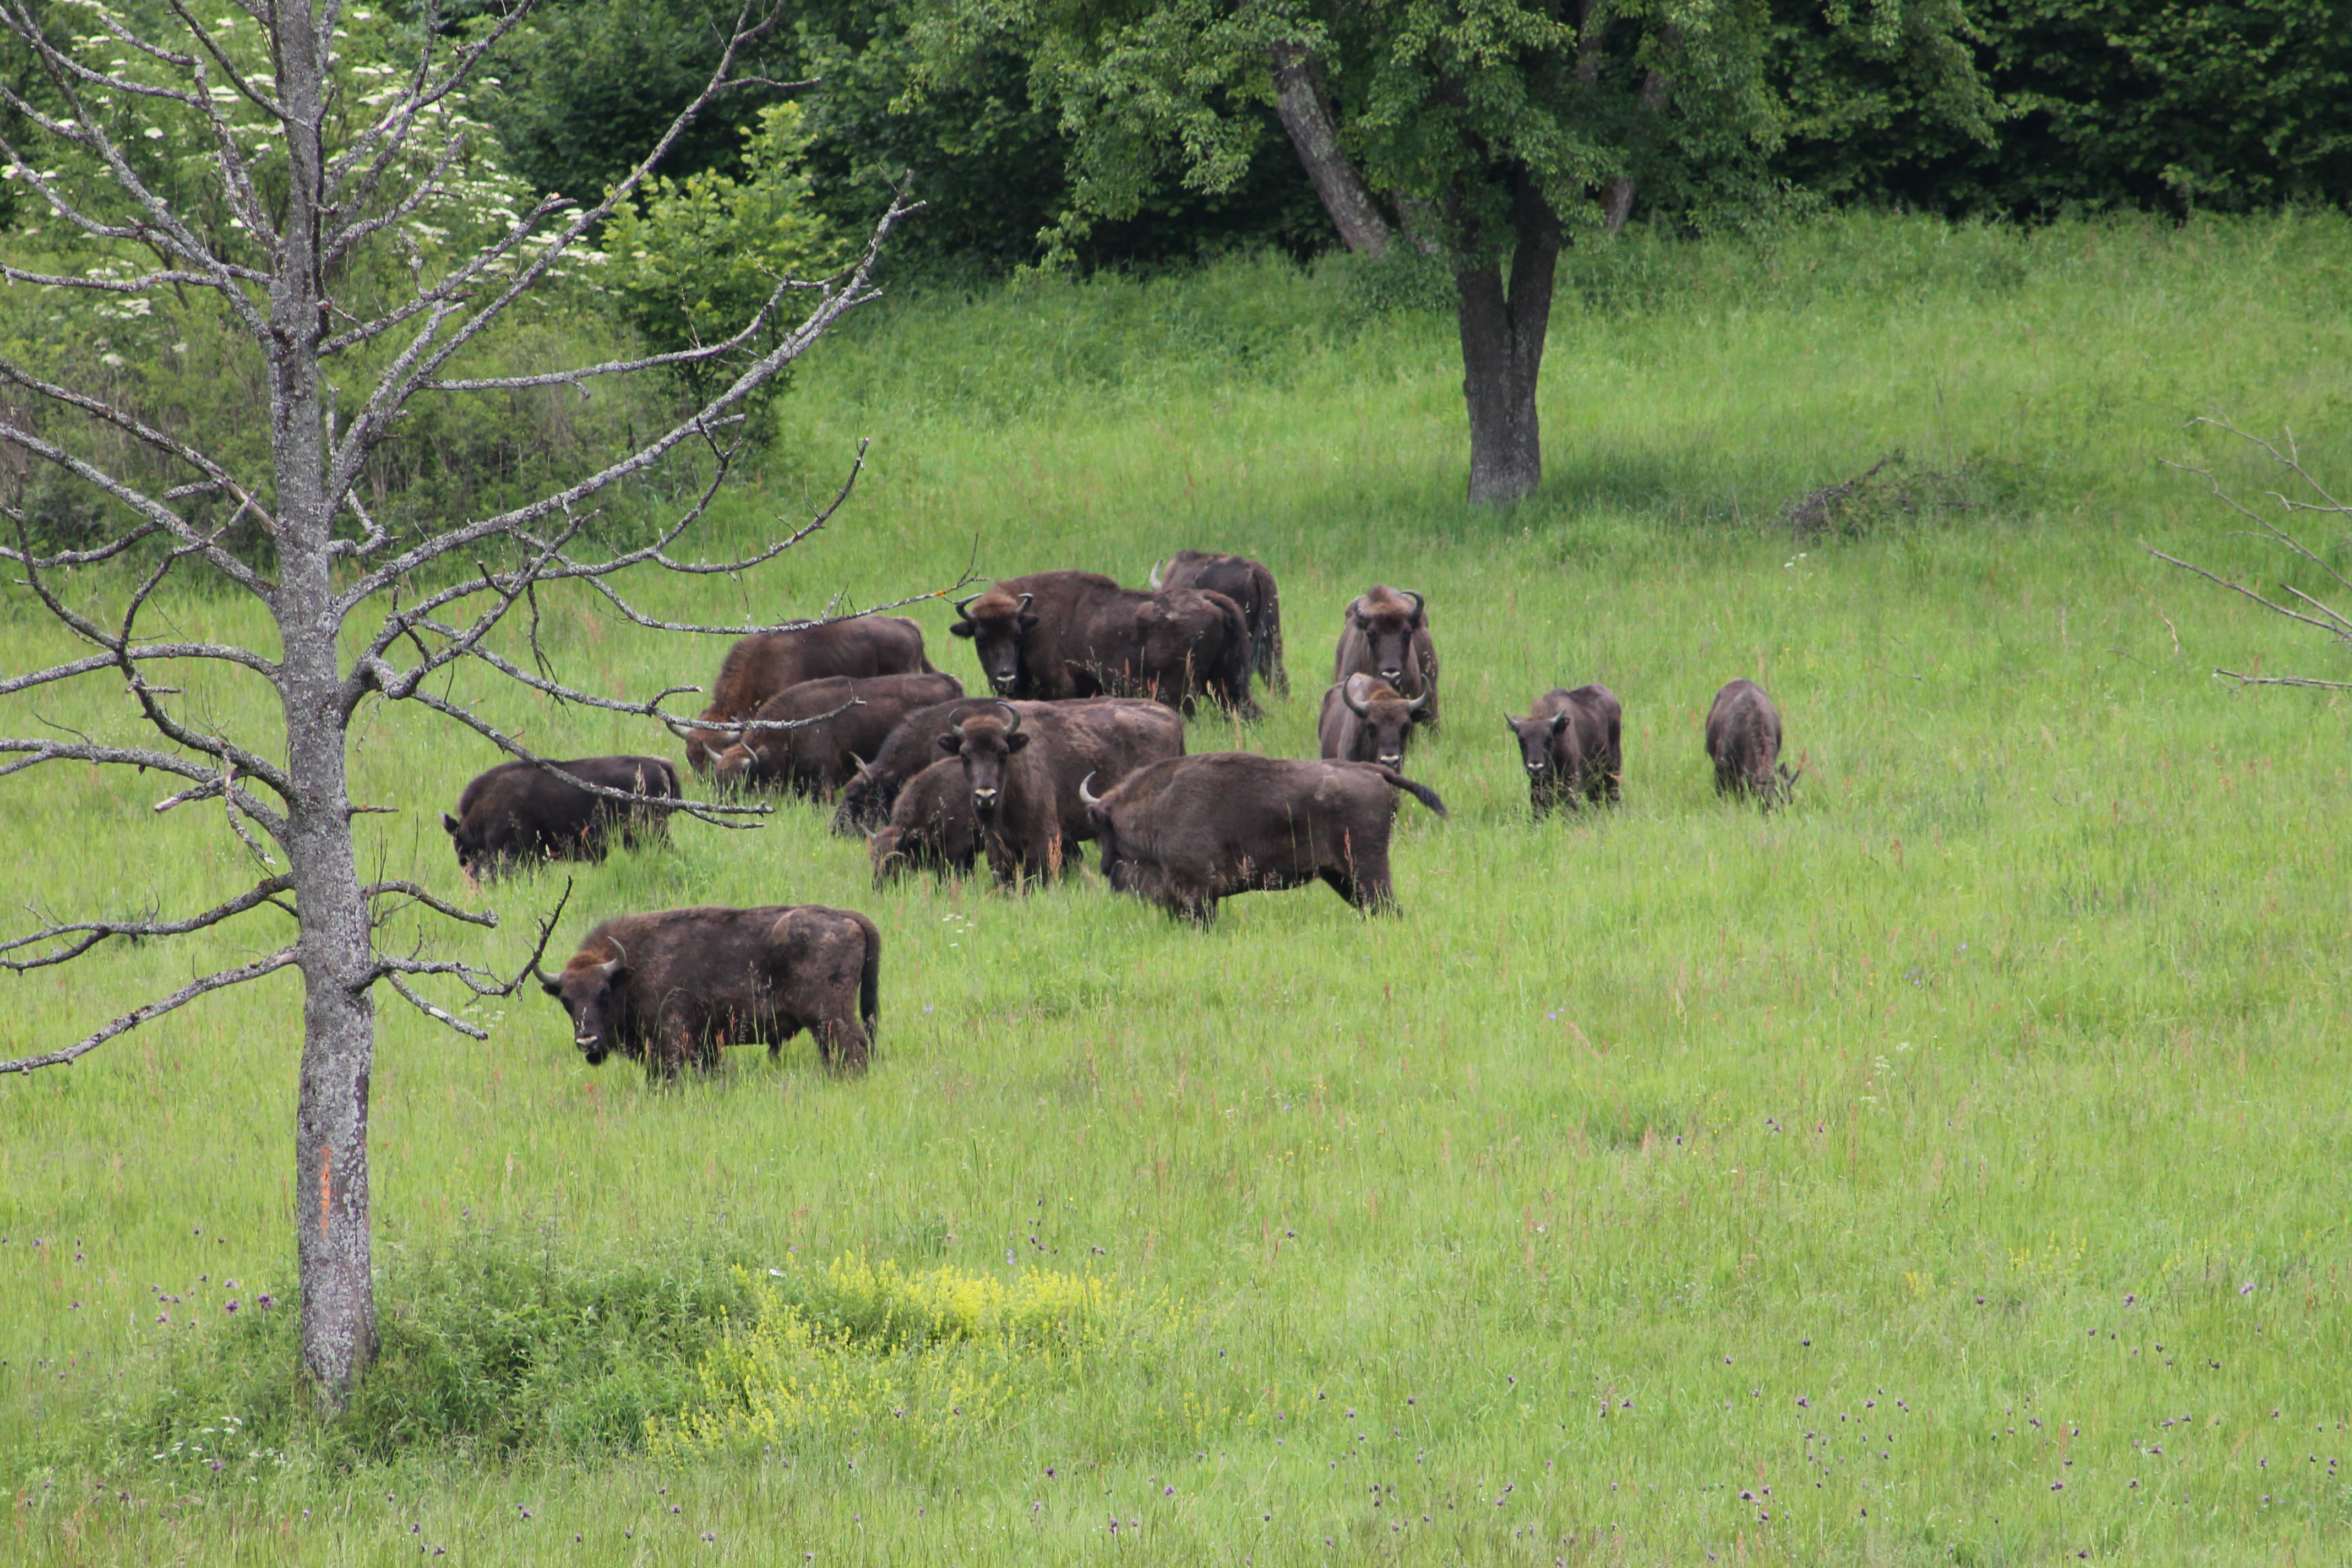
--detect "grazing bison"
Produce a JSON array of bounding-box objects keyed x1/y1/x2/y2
[
  {"x1": 677, "y1": 616, "x2": 933, "y2": 774},
  {"x1": 1318, "y1": 673, "x2": 1429, "y2": 771},
  {"x1": 442, "y1": 755, "x2": 679, "y2": 882},
  {"x1": 1333, "y1": 585, "x2": 1440, "y2": 729},
  {"x1": 868, "y1": 756, "x2": 981, "y2": 884},
  {"x1": 1079, "y1": 752, "x2": 1447, "y2": 923},
  {"x1": 949, "y1": 569, "x2": 1257, "y2": 715},
  {"x1": 1705, "y1": 678, "x2": 1798, "y2": 805},
  {"x1": 1150, "y1": 551, "x2": 1287, "y2": 694},
  {"x1": 832, "y1": 696, "x2": 1184, "y2": 840},
  {"x1": 1505, "y1": 685, "x2": 1623, "y2": 817},
  {"x1": 538, "y1": 905, "x2": 880, "y2": 1078},
  {"x1": 707, "y1": 671, "x2": 963, "y2": 797}
]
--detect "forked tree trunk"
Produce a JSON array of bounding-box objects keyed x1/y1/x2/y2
[
  {"x1": 269, "y1": 0, "x2": 379, "y2": 1411},
  {"x1": 1453, "y1": 179, "x2": 1562, "y2": 504},
  {"x1": 1268, "y1": 45, "x2": 1392, "y2": 257}
]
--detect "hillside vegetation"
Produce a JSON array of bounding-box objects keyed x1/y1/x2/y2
[{"x1": 3, "y1": 213, "x2": 2349, "y2": 1565}]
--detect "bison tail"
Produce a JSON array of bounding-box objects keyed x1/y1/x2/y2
[
  {"x1": 1373, "y1": 765, "x2": 1449, "y2": 819},
  {"x1": 855, "y1": 911, "x2": 882, "y2": 1043},
  {"x1": 1211, "y1": 592, "x2": 1257, "y2": 715}
]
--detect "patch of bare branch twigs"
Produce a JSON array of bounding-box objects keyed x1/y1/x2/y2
[
  {"x1": 2150, "y1": 417, "x2": 2352, "y2": 691},
  {"x1": 1781, "y1": 450, "x2": 1978, "y2": 542},
  {"x1": 0, "y1": 0, "x2": 959, "y2": 1087}
]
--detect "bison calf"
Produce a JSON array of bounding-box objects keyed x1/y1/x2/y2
[
  {"x1": 1705, "y1": 678, "x2": 1798, "y2": 805},
  {"x1": 1319, "y1": 673, "x2": 1428, "y2": 771},
  {"x1": 706, "y1": 671, "x2": 962, "y2": 797},
  {"x1": 1333, "y1": 585, "x2": 1440, "y2": 730},
  {"x1": 539, "y1": 905, "x2": 880, "y2": 1079},
  {"x1": 868, "y1": 756, "x2": 981, "y2": 885},
  {"x1": 1080, "y1": 752, "x2": 1446, "y2": 923},
  {"x1": 442, "y1": 756, "x2": 679, "y2": 883},
  {"x1": 1505, "y1": 685, "x2": 1623, "y2": 816}
]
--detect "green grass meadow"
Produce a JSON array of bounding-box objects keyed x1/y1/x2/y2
[{"x1": 3, "y1": 213, "x2": 2351, "y2": 1564}]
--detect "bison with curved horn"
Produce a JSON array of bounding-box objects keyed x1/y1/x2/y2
[
  {"x1": 1333, "y1": 585, "x2": 1440, "y2": 730},
  {"x1": 673, "y1": 616, "x2": 934, "y2": 775},
  {"x1": 1080, "y1": 753, "x2": 1446, "y2": 924},
  {"x1": 1705, "y1": 678, "x2": 1799, "y2": 807},
  {"x1": 950, "y1": 569, "x2": 1257, "y2": 715},
  {"x1": 937, "y1": 700, "x2": 1069, "y2": 888},
  {"x1": 1505, "y1": 685, "x2": 1623, "y2": 817},
  {"x1": 1319, "y1": 673, "x2": 1428, "y2": 771},
  {"x1": 705, "y1": 671, "x2": 962, "y2": 797},
  {"x1": 1148, "y1": 551, "x2": 1286, "y2": 694},
  {"x1": 538, "y1": 905, "x2": 880, "y2": 1079}
]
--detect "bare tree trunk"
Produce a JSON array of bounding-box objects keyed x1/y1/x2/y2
[
  {"x1": 1453, "y1": 178, "x2": 1561, "y2": 503},
  {"x1": 267, "y1": 0, "x2": 380, "y2": 1411},
  {"x1": 1597, "y1": 69, "x2": 1669, "y2": 232},
  {"x1": 1269, "y1": 46, "x2": 1392, "y2": 256}
]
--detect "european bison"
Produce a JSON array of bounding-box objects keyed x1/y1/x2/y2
[
  {"x1": 442, "y1": 755, "x2": 679, "y2": 883},
  {"x1": 949, "y1": 569, "x2": 1257, "y2": 715},
  {"x1": 677, "y1": 615, "x2": 933, "y2": 774},
  {"x1": 1505, "y1": 685, "x2": 1623, "y2": 816},
  {"x1": 868, "y1": 756, "x2": 980, "y2": 885},
  {"x1": 706, "y1": 671, "x2": 963, "y2": 797},
  {"x1": 1318, "y1": 673, "x2": 1428, "y2": 771},
  {"x1": 936, "y1": 703, "x2": 1064, "y2": 887},
  {"x1": 1333, "y1": 585, "x2": 1440, "y2": 729},
  {"x1": 1079, "y1": 752, "x2": 1447, "y2": 923},
  {"x1": 1705, "y1": 678, "x2": 1798, "y2": 805},
  {"x1": 1150, "y1": 551, "x2": 1287, "y2": 694},
  {"x1": 831, "y1": 696, "x2": 1183, "y2": 841},
  {"x1": 538, "y1": 904, "x2": 880, "y2": 1078}
]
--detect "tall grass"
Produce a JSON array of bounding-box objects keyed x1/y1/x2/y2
[{"x1": 3, "y1": 210, "x2": 2350, "y2": 1564}]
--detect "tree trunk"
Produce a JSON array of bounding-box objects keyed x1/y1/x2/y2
[
  {"x1": 1453, "y1": 179, "x2": 1562, "y2": 503},
  {"x1": 1268, "y1": 46, "x2": 1392, "y2": 256},
  {"x1": 270, "y1": 0, "x2": 380, "y2": 1413}
]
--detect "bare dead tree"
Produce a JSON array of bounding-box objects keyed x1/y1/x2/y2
[
  {"x1": 2150, "y1": 417, "x2": 2352, "y2": 690},
  {"x1": 0, "y1": 0, "x2": 941, "y2": 1411}
]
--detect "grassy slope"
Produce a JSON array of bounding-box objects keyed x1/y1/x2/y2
[{"x1": 3, "y1": 213, "x2": 2351, "y2": 1564}]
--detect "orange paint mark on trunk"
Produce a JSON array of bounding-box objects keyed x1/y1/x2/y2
[{"x1": 318, "y1": 1144, "x2": 333, "y2": 1232}]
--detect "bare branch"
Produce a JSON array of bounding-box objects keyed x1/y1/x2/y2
[
  {"x1": 2143, "y1": 548, "x2": 2347, "y2": 639},
  {"x1": 362, "y1": 879, "x2": 497, "y2": 931},
  {"x1": 0, "y1": 873, "x2": 293, "y2": 971},
  {"x1": 0, "y1": 945, "x2": 299, "y2": 1074},
  {"x1": 382, "y1": 972, "x2": 488, "y2": 1038},
  {"x1": 0, "y1": 738, "x2": 287, "y2": 837},
  {"x1": 422, "y1": 275, "x2": 824, "y2": 393},
  {"x1": 2213, "y1": 669, "x2": 2352, "y2": 691}
]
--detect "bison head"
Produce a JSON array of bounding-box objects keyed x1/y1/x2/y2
[
  {"x1": 440, "y1": 810, "x2": 486, "y2": 880},
  {"x1": 939, "y1": 701, "x2": 1027, "y2": 820},
  {"x1": 1348, "y1": 587, "x2": 1426, "y2": 689},
  {"x1": 868, "y1": 824, "x2": 914, "y2": 885},
  {"x1": 538, "y1": 943, "x2": 628, "y2": 1065},
  {"x1": 832, "y1": 754, "x2": 894, "y2": 835},
  {"x1": 1343, "y1": 674, "x2": 1426, "y2": 770},
  {"x1": 949, "y1": 589, "x2": 1036, "y2": 696},
  {"x1": 707, "y1": 739, "x2": 767, "y2": 792},
  {"x1": 1076, "y1": 771, "x2": 1140, "y2": 892},
  {"x1": 1504, "y1": 709, "x2": 1572, "y2": 782}
]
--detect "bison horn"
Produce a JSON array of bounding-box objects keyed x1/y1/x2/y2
[
  {"x1": 1147, "y1": 558, "x2": 1165, "y2": 590},
  {"x1": 848, "y1": 751, "x2": 875, "y2": 777},
  {"x1": 1342, "y1": 678, "x2": 1371, "y2": 718},
  {"x1": 990, "y1": 698, "x2": 1020, "y2": 734},
  {"x1": 1015, "y1": 592, "x2": 1035, "y2": 617},
  {"x1": 598, "y1": 939, "x2": 627, "y2": 978},
  {"x1": 1076, "y1": 771, "x2": 1102, "y2": 807},
  {"x1": 662, "y1": 717, "x2": 699, "y2": 743},
  {"x1": 951, "y1": 592, "x2": 985, "y2": 621},
  {"x1": 1399, "y1": 588, "x2": 1425, "y2": 620},
  {"x1": 1406, "y1": 691, "x2": 1429, "y2": 714}
]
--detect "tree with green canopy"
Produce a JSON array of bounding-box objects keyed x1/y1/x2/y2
[{"x1": 922, "y1": 0, "x2": 1994, "y2": 500}]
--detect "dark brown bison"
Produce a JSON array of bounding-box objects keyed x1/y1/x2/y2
[
  {"x1": 706, "y1": 672, "x2": 963, "y2": 797},
  {"x1": 937, "y1": 703, "x2": 1069, "y2": 888},
  {"x1": 831, "y1": 696, "x2": 1184, "y2": 841},
  {"x1": 537, "y1": 905, "x2": 880, "y2": 1078},
  {"x1": 1705, "y1": 678, "x2": 1798, "y2": 804},
  {"x1": 948, "y1": 570, "x2": 1257, "y2": 715},
  {"x1": 442, "y1": 756, "x2": 679, "y2": 883},
  {"x1": 1149, "y1": 551, "x2": 1286, "y2": 694},
  {"x1": 678, "y1": 616, "x2": 933, "y2": 774},
  {"x1": 1078, "y1": 752, "x2": 1447, "y2": 923},
  {"x1": 868, "y1": 756, "x2": 980, "y2": 884},
  {"x1": 1505, "y1": 685, "x2": 1623, "y2": 816},
  {"x1": 1317, "y1": 673, "x2": 1429, "y2": 771},
  {"x1": 1333, "y1": 585, "x2": 1440, "y2": 729}
]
